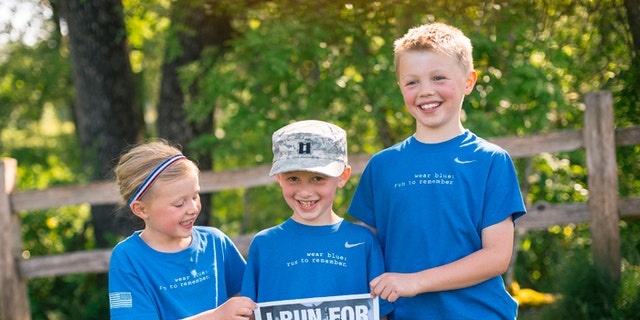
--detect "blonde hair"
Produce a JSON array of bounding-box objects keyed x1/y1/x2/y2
[
  {"x1": 393, "y1": 22, "x2": 474, "y2": 74},
  {"x1": 114, "y1": 139, "x2": 199, "y2": 206}
]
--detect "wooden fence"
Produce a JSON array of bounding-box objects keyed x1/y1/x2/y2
[{"x1": 1, "y1": 91, "x2": 640, "y2": 319}]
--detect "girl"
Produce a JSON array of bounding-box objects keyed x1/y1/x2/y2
[{"x1": 108, "y1": 140, "x2": 256, "y2": 319}]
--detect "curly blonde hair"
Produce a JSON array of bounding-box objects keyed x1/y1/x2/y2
[{"x1": 393, "y1": 22, "x2": 474, "y2": 75}]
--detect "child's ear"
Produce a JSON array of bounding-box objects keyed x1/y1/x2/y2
[
  {"x1": 129, "y1": 201, "x2": 148, "y2": 220},
  {"x1": 465, "y1": 70, "x2": 478, "y2": 94},
  {"x1": 337, "y1": 165, "x2": 352, "y2": 187}
]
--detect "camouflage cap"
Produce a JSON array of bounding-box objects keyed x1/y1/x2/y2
[{"x1": 270, "y1": 120, "x2": 348, "y2": 177}]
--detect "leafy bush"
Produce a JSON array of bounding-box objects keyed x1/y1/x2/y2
[{"x1": 537, "y1": 255, "x2": 640, "y2": 320}]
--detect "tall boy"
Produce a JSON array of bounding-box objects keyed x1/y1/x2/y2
[
  {"x1": 348, "y1": 22, "x2": 527, "y2": 319},
  {"x1": 241, "y1": 120, "x2": 393, "y2": 319}
]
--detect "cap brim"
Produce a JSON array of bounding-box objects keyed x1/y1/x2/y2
[{"x1": 270, "y1": 159, "x2": 346, "y2": 177}]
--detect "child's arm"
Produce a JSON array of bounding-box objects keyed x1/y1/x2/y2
[{"x1": 370, "y1": 216, "x2": 514, "y2": 302}]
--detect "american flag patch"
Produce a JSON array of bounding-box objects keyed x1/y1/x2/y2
[{"x1": 109, "y1": 292, "x2": 133, "y2": 309}]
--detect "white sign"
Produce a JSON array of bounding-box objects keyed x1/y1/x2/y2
[{"x1": 254, "y1": 293, "x2": 379, "y2": 320}]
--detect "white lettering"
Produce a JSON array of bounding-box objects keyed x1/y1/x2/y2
[
  {"x1": 355, "y1": 305, "x2": 368, "y2": 320},
  {"x1": 280, "y1": 311, "x2": 293, "y2": 320},
  {"x1": 264, "y1": 309, "x2": 324, "y2": 320},
  {"x1": 340, "y1": 306, "x2": 355, "y2": 319},
  {"x1": 328, "y1": 307, "x2": 341, "y2": 320},
  {"x1": 327, "y1": 306, "x2": 369, "y2": 320},
  {"x1": 307, "y1": 309, "x2": 321, "y2": 320}
]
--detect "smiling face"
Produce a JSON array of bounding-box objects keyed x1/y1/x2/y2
[
  {"x1": 397, "y1": 50, "x2": 477, "y2": 143},
  {"x1": 275, "y1": 167, "x2": 351, "y2": 226},
  {"x1": 131, "y1": 164, "x2": 201, "y2": 252}
]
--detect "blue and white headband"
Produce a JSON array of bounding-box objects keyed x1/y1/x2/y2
[{"x1": 128, "y1": 154, "x2": 186, "y2": 206}]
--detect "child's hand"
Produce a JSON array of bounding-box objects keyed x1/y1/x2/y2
[
  {"x1": 212, "y1": 296, "x2": 257, "y2": 319},
  {"x1": 370, "y1": 272, "x2": 419, "y2": 303}
]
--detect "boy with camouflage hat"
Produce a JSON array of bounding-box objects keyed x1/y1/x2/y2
[{"x1": 241, "y1": 120, "x2": 392, "y2": 319}]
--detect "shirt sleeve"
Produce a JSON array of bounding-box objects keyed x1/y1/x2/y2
[
  {"x1": 347, "y1": 159, "x2": 377, "y2": 228},
  {"x1": 220, "y1": 231, "x2": 247, "y2": 297},
  {"x1": 482, "y1": 151, "x2": 527, "y2": 229},
  {"x1": 108, "y1": 250, "x2": 159, "y2": 319},
  {"x1": 240, "y1": 239, "x2": 259, "y2": 300}
]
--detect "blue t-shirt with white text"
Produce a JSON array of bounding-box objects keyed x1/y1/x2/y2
[{"x1": 109, "y1": 226, "x2": 246, "y2": 320}]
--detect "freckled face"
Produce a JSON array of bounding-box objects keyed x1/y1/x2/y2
[
  {"x1": 276, "y1": 169, "x2": 349, "y2": 226},
  {"x1": 397, "y1": 50, "x2": 477, "y2": 142},
  {"x1": 136, "y1": 166, "x2": 201, "y2": 251}
]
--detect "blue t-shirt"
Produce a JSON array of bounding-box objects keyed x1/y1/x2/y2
[
  {"x1": 108, "y1": 226, "x2": 246, "y2": 320},
  {"x1": 348, "y1": 130, "x2": 526, "y2": 320},
  {"x1": 241, "y1": 218, "x2": 393, "y2": 317}
]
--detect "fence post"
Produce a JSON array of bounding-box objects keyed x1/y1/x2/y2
[
  {"x1": 583, "y1": 91, "x2": 620, "y2": 281},
  {"x1": 0, "y1": 158, "x2": 32, "y2": 319}
]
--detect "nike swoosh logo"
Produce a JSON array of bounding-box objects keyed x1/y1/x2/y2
[
  {"x1": 345, "y1": 241, "x2": 365, "y2": 248},
  {"x1": 454, "y1": 157, "x2": 476, "y2": 164}
]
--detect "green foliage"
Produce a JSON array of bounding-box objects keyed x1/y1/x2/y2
[
  {"x1": 122, "y1": 0, "x2": 172, "y2": 123},
  {"x1": 534, "y1": 253, "x2": 640, "y2": 320},
  {"x1": 188, "y1": 1, "x2": 408, "y2": 161},
  {"x1": 0, "y1": 8, "x2": 72, "y2": 134},
  {"x1": 29, "y1": 274, "x2": 109, "y2": 319},
  {"x1": 618, "y1": 145, "x2": 640, "y2": 196},
  {"x1": 22, "y1": 204, "x2": 107, "y2": 319},
  {"x1": 518, "y1": 221, "x2": 640, "y2": 319},
  {"x1": 515, "y1": 223, "x2": 591, "y2": 291},
  {"x1": 618, "y1": 265, "x2": 640, "y2": 319},
  {"x1": 524, "y1": 151, "x2": 588, "y2": 204},
  {"x1": 2, "y1": 116, "x2": 85, "y2": 186},
  {"x1": 184, "y1": 1, "x2": 415, "y2": 226},
  {"x1": 2, "y1": 117, "x2": 100, "y2": 318}
]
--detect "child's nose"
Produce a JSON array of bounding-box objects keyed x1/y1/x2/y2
[
  {"x1": 187, "y1": 199, "x2": 200, "y2": 214},
  {"x1": 419, "y1": 82, "x2": 435, "y2": 96},
  {"x1": 297, "y1": 183, "x2": 315, "y2": 196}
]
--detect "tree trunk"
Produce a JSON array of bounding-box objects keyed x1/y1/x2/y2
[
  {"x1": 624, "y1": 0, "x2": 640, "y2": 56},
  {"x1": 57, "y1": 0, "x2": 143, "y2": 247},
  {"x1": 156, "y1": 1, "x2": 235, "y2": 226},
  {"x1": 622, "y1": 0, "x2": 640, "y2": 123}
]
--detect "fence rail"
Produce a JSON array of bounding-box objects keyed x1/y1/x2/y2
[{"x1": 2, "y1": 91, "x2": 639, "y2": 319}]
